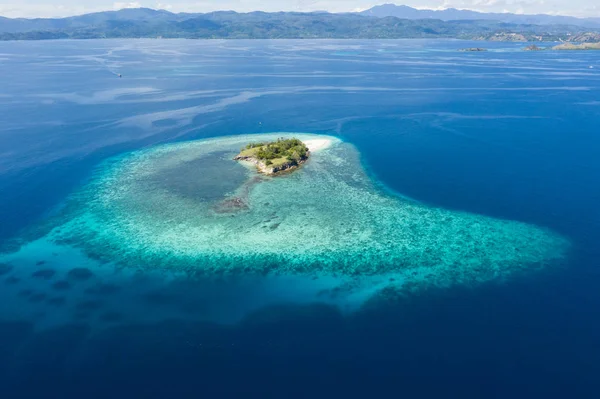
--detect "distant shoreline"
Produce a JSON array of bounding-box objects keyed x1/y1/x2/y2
[{"x1": 2, "y1": 8, "x2": 599, "y2": 43}]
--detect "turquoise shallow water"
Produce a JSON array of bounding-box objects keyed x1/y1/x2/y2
[
  {"x1": 52, "y1": 132, "x2": 568, "y2": 280},
  {"x1": 0, "y1": 132, "x2": 568, "y2": 328}
]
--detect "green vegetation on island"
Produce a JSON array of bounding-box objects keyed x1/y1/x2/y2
[{"x1": 234, "y1": 138, "x2": 310, "y2": 175}]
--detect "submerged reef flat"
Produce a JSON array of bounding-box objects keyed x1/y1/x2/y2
[{"x1": 40, "y1": 133, "x2": 567, "y2": 291}]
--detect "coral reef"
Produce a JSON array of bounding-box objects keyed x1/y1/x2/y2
[{"x1": 38, "y1": 133, "x2": 568, "y2": 292}]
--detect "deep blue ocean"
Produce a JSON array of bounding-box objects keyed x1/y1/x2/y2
[{"x1": 1, "y1": 39, "x2": 600, "y2": 398}]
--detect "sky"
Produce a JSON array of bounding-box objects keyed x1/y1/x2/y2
[{"x1": 0, "y1": 0, "x2": 598, "y2": 19}]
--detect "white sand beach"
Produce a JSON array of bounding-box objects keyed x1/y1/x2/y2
[{"x1": 304, "y1": 138, "x2": 333, "y2": 152}]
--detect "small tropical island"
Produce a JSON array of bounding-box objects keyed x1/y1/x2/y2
[{"x1": 234, "y1": 137, "x2": 310, "y2": 175}]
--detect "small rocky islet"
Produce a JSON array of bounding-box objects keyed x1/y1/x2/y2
[
  {"x1": 233, "y1": 137, "x2": 310, "y2": 176},
  {"x1": 524, "y1": 44, "x2": 544, "y2": 51}
]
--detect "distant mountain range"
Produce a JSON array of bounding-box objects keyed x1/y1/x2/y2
[
  {"x1": 1, "y1": 6, "x2": 599, "y2": 41},
  {"x1": 361, "y1": 4, "x2": 600, "y2": 28}
]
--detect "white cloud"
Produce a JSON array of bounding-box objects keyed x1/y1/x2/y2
[
  {"x1": 113, "y1": 2, "x2": 142, "y2": 10},
  {"x1": 156, "y1": 2, "x2": 173, "y2": 11}
]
